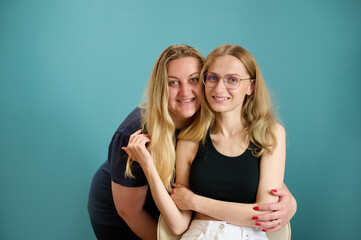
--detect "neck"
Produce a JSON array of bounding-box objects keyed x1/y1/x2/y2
[
  {"x1": 213, "y1": 111, "x2": 245, "y2": 136},
  {"x1": 172, "y1": 115, "x2": 195, "y2": 130}
]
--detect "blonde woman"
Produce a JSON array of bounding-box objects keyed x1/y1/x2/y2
[
  {"x1": 125, "y1": 44, "x2": 293, "y2": 240},
  {"x1": 88, "y1": 45, "x2": 204, "y2": 240},
  {"x1": 90, "y1": 44, "x2": 296, "y2": 240}
]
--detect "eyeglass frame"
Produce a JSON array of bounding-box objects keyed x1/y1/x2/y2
[{"x1": 202, "y1": 72, "x2": 253, "y2": 90}]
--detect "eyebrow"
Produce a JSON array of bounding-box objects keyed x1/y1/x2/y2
[
  {"x1": 168, "y1": 72, "x2": 200, "y2": 80},
  {"x1": 208, "y1": 72, "x2": 241, "y2": 77}
]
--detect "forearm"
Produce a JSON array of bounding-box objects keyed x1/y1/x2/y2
[
  {"x1": 191, "y1": 194, "x2": 276, "y2": 227},
  {"x1": 283, "y1": 183, "x2": 297, "y2": 218},
  {"x1": 122, "y1": 209, "x2": 157, "y2": 240},
  {"x1": 143, "y1": 162, "x2": 191, "y2": 235},
  {"x1": 122, "y1": 132, "x2": 191, "y2": 235}
]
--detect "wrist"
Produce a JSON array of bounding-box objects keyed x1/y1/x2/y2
[
  {"x1": 190, "y1": 193, "x2": 199, "y2": 211},
  {"x1": 142, "y1": 158, "x2": 156, "y2": 175}
]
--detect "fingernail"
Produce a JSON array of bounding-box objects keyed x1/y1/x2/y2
[
  {"x1": 262, "y1": 229, "x2": 267, "y2": 232},
  {"x1": 255, "y1": 223, "x2": 261, "y2": 226},
  {"x1": 252, "y1": 217, "x2": 258, "y2": 220},
  {"x1": 253, "y1": 206, "x2": 259, "y2": 210},
  {"x1": 271, "y1": 189, "x2": 277, "y2": 193}
]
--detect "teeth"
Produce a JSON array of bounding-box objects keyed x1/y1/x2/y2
[
  {"x1": 178, "y1": 98, "x2": 193, "y2": 103},
  {"x1": 214, "y1": 97, "x2": 228, "y2": 100}
]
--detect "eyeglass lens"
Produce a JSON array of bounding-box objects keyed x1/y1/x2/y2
[{"x1": 204, "y1": 73, "x2": 240, "y2": 89}]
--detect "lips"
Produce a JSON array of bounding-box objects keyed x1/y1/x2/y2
[
  {"x1": 177, "y1": 98, "x2": 195, "y2": 103},
  {"x1": 212, "y1": 96, "x2": 230, "y2": 102}
]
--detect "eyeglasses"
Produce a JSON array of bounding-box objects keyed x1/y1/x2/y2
[{"x1": 203, "y1": 73, "x2": 252, "y2": 90}]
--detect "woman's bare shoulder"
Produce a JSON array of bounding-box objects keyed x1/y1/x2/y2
[{"x1": 176, "y1": 139, "x2": 199, "y2": 164}]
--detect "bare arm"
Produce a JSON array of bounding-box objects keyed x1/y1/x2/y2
[
  {"x1": 111, "y1": 181, "x2": 157, "y2": 240},
  {"x1": 172, "y1": 124, "x2": 286, "y2": 228},
  {"x1": 122, "y1": 130, "x2": 192, "y2": 235},
  {"x1": 141, "y1": 159, "x2": 192, "y2": 235}
]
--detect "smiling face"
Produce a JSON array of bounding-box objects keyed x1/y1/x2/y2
[
  {"x1": 167, "y1": 57, "x2": 201, "y2": 129},
  {"x1": 205, "y1": 55, "x2": 254, "y2": 115}
]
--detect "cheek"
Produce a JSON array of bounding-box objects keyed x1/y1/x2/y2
[
  {"x1": 204, "y1": 89, "x2": 213, "y2": 104},
  {"x1": 204, "y1": 87, "x2": 211, "y2": 98},
  {"x1": 168, "y1": 88, "x2": 178, "y2": 102},
  {"x1": 192, "y1": 85, "x2": 201, "y2": 98},
  {"x1": 238, "y1": 83, "x2": 251, "y2": 96}
]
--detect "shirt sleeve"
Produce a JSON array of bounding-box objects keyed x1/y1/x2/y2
[{"x1": 108, "y1": 129, "x2": 148, "y2": 187}]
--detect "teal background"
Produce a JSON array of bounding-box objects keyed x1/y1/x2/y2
[{"x1": 1, "y1": 0, "x2": 360, "y2": 239}]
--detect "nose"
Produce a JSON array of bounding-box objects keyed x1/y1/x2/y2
[
  {"x1": 179, "y1": 82, "x2": 192, "y2": 96},
  {"x1": 213, "y1": 78, "x2": 227, "y2": 92}
]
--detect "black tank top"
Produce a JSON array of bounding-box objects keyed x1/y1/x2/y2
[{"x1": 189, "y1": 131, "x2": 261, "y2": 203}]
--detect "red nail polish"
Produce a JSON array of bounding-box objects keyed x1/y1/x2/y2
[
  {"x1": 252, "y1": 217, "x2": 258, "y2": 220},
  {"x1": 271, "y1": 189, "x2": 277, "y2": 193},
  {"x1": 262, "y1": 229, "x2": 267, "y2": 232},
  {"x1": 256, "y1": 223, "x2": 261, "y2": 226},
  {"x1": 253, "y1": 206, "x2": 259, "y2": 210}
]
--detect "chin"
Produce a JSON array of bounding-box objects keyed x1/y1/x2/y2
[
  {"x1": 209, "y1": 105, "x2": 227, "y2": 113},
  {"x1": 181, "y1": 111, "x2": 197, "y2": 119},
  {"x1": 179, "y1": 108, "x2": 198, "y2": 118}
]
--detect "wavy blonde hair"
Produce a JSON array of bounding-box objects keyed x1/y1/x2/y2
[
  {"x1": 180, "y1": 44, "x2": 278, "y2": 156},
  {"x1": 125, "y1": 45, "x2": 204, "y2": 191}
]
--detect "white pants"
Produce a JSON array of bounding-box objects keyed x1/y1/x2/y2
[{"x1": 180, "y1": 220, "x2": 268, "y2": 240}]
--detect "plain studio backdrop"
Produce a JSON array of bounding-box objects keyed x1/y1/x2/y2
[{"x1": 1, "y1": 0, "x2": 360, "y2": 239}]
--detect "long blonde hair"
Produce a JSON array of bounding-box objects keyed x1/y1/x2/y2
[
  {"x1": 125, "y1": 45, "x2": 204, "y2": 191},
  {"x1": 180, "y1": 44, "x2": 278, "y2": 156}
]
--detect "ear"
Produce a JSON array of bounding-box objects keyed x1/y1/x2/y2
[{"x1": 246, "y1": 80, "x2": 255, "y2": 96}]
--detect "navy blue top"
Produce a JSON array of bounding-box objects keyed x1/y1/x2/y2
[
  {"x1": 189, "y1": 130, "x2": 261, "y2": 203},
  {"x1": 88, "y1": 108, "x2": 159, "y2": 226}
]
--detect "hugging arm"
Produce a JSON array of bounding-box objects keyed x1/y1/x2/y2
[
  {"x1": 253, "y1": 184, "x2": 297, "y2": 231},
  {"x1": 122, "y1": 130, "x2": 192, "y2": 235},
  {"x1": 172, "y1": 124, "x2": 286, "y2": 229},
  {"x1": 111, "y1": 182, "x2": 157, "y2": 240}
]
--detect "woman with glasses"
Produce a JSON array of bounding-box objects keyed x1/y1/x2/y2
[{"x1": 125, "y1": 44, "x2": 290, "y2": 239}]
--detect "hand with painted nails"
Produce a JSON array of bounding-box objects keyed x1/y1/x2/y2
[
  {"x1": 252, "y1": 187, "x2": 297, "y2": 232},
  {"x1": 121, "y1": 129, "x2": 153, "y2": 167}
]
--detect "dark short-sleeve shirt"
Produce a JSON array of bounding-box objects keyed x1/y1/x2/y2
[
  {"x1": 88, "y1": 108, "x2": 159, "y2": 226},
  {"x1": 108, "y1": 107, "x2": 148, "y2": 187}
]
